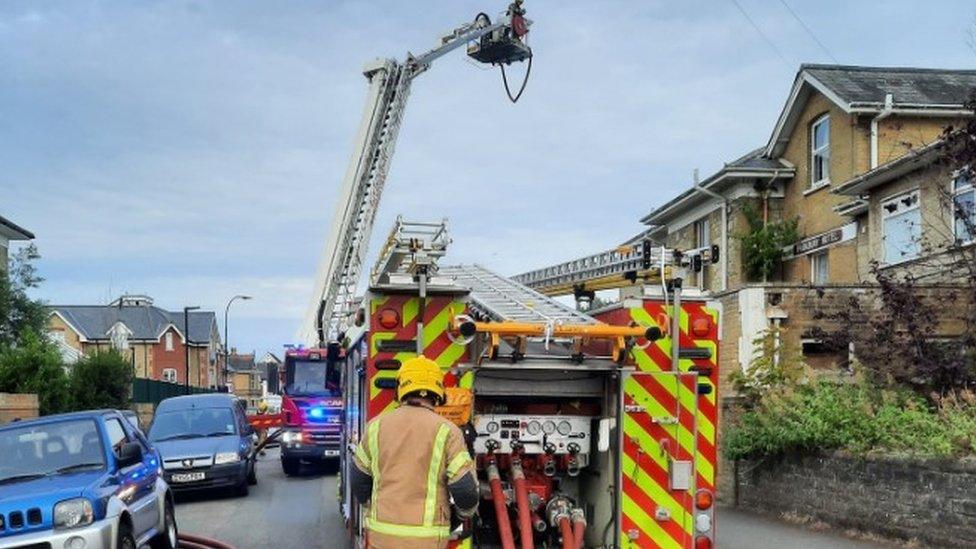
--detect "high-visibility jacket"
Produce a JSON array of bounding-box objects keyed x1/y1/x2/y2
[{"x1": 351, "y1": 403, "x2": 478, "y2": 549}]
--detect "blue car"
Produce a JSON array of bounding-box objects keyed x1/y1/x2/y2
[
  {"x1": 0, "y1": 410, "x2": 178, "y2": 549},
  {"x1": 148, "y1": 394, "x2": 257, "y2": 496}
]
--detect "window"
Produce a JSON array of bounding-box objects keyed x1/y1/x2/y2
[
  {"x1": 165, "y1": 332, "x2": 174, "y2": 352},
  {"x1": 953, "y1": 174, "x2": 975, "y2": 244},
  {"x1": 810, "y1": 114, "x2": 830, "y2": 187},
  {"x1": 811, "y1": 251, "x2": 829, "y2": 284},
  {"x1": 694, "y1": 217, "x2": 710, "y2": 289},
  {"x1": 162, "y1": 368, "x2": 177, "y2": 383},
  {"x1": 882, "y1": 190, "x2": 921, "y2": 263},
  {"x1": 104, "y1": 418, "x2": 130, "y2": 457}
]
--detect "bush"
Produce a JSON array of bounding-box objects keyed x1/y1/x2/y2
[
  {"x1": 0, "y1": 330, "x2": 71, "y2": 415},
  {"x1": 723, "y1": 379, "x2": 976, "y2": 461},
  {"x1": 70, "y1": 350, "x2": 133, "y2": 411}
]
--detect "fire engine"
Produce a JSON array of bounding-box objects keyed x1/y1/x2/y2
[
  {"x1": 277, "y1": 346, "x2": 344, "y2": 475},
  {"x1": 287, "y1": 2, "x2": 723, "y2": 547},
  {"x1": 334, "y1": 219, "x2": 720, "y2": 549}
]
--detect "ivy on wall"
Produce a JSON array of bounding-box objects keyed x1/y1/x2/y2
[{"x1": 737, "y1": 203, "x2": 799, "y2": 282}]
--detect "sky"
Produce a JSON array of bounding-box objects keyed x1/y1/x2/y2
[{"x1": 2, "y1": 0, "x2": 975, "y2": 357}]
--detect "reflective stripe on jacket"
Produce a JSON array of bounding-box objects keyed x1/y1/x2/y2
[{"x1": 352, "y1": 404, "x2": 475, "y2": 549}]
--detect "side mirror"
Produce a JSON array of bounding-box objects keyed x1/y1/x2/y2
[{"x1": 117, "y1": 442, "x2": 144, "y2": 469}]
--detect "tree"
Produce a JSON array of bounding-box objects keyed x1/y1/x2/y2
[
  {"x1": 0, "y1": 244, "x2": 47, "y2": 347},
  {"x1": 70, "y1": 350, "x2": 133, "y2": 411},
  {"x1": 0, "y1": 330, "x2": 71, "y2": 415}
]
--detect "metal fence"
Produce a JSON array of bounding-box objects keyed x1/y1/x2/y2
[{"x1": 132, "y1": 378, "x2": 214, "y2": 405}]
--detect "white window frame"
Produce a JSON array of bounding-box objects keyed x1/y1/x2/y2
[
  {"x1": 953, "y1": 174, "x2": 975, "y2": 245},
  {"x1": 810, "y1": 114, "x2": 830, "y2": 188},
  {"x1": 881, "y1": 189, "x2": 922, "y2": 265},
  {"x1": 162, "y1": 368, "x2": 177, "y2": 383},
  {"x1": 811, "y1": 250, "x2": 829, "y2": 284},
  {"x1": 165, "y1": 332, "x2": 174, "y2": 352}
]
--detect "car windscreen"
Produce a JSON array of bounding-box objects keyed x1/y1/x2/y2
[
  {"x1": 0, "y1": 419, "x2": 106, "y2": 484},
  {"x1": 286, "y1": 360, "x2": 340, "y2": 396},
  {"x1": 148, "y1": 407, "x2": 238, "y2": 442}
]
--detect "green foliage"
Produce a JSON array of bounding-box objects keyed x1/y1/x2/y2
[
  {"x1": 0, "y1": 330, "x2": 71, "y2": 415},
  {"x1": 723, "y1": 379, "x2": 976, "y2": 461},
  {"x1": 728, "y1": 327, "x2": 807, "y2": 403},
  {"x1": 70, "y1": 350, "x2": 134, "y2": 411},
  {"x1": 736, "y1": 204, "x2": 799, "y2": 281},
  {"x1": 0, "y1": 244, "x2": 48, "y2": 347}
]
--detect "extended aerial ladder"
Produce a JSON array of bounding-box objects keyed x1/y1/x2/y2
[{"x1": 300, "y1": 2, "x2": 533, "y2": 346}]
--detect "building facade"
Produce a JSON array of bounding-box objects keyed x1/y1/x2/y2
[
  {"x1": 0, "y1": 215, "x2": 34, "y2": 272},
  {"x1": 639, "y1": 65, "x2": 976, "y2": 393},
  {"x1": 48, "y1": 295, "x2": 222, "y2": 388},
  {"x1": 227, "y1": 350, "x2": 264, "y2": 411}
]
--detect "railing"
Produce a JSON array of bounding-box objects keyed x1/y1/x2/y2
[{"x1": 132, "y1": 378, "x2": 215, "y2": 405}]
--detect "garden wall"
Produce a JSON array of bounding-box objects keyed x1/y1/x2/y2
[
  {"x1": 0, "y1": 392, "x2": 38, "y2": 423},
  {"x1": 733, "y1": 452, "x2": 976, "y2": 547}
]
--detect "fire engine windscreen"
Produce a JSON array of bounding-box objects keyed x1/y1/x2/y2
[{"x1": 286, "y1": 360, "x2": 341, "y2": 397}]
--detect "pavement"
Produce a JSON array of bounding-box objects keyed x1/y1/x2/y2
[{"x1": 173, "y1": 448, "x2": 890, "y2": 549}]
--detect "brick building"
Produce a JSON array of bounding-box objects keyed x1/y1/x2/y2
[
  {"x1": 640, "y1": 65, "x2": 976, "y2": 394},
  {"x1": 48, "y1": 295, "x2": 222, "y2": 388},
  {"x1": 227, "y1": 350, "x2": 264, "y2": 411}
]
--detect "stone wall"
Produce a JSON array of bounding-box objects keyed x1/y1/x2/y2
[
  {"x1": 733, "y1": 452, "x2": 976, "y2": 547},
  {"x1": 0, "y1": 393, "x2": 39, "y2": 423}
]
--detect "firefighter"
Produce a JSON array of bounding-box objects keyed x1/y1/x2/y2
[
  {"x1": 350, "y1": 356, "x2": 479, "y2": 549},
  {"x1": 255, "y1": 399, "x2": 269, "y2": 456}
]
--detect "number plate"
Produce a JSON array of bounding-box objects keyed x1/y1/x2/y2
[
  {"x1": 324, "y1": 450, "x2": 339, "y2": 457},
  {"x1": 171, "y1": 472, "x2": 205, "y2": 483}
]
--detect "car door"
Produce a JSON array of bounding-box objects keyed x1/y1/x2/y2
[{"x1": 105, "y1": 416, "x2": 159, "y2": 538}]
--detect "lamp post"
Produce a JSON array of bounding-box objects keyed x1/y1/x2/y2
[
  {"x1": 183, "y1": 306, "x2": 200, "y2": 395},
  {"x1": 224, "y1": 295, "x2": 252, "y2": 390}
]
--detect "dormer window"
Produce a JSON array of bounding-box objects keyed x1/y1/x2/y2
[{"x1": 810, "y1": 114, "x2": 830, "y2": 187}]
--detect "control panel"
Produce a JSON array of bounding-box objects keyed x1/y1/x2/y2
[{"x1": 473, "y1": 414, "x2": 592, "y2": 456}]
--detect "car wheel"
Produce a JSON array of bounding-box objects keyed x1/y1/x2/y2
[
  {"x1": 282, "y1": 457, "x2": 300, "y2": 476},
  {"x1": 117, "y1": 520, "x2": 137, "y2": 549},
  {"x1": 149, "y1": 499, "x2": 178, "y2": 549},
  {"x1": 247, "y1": 459, "x2": 258, "y2": 486}
]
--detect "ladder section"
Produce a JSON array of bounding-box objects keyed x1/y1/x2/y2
[
  {"x1": 371, "y1": 217, "x2": 451, "y2": 285},
  {"x1": 301, "y1": 60, "x2": 413, "y2": 344},
  {"x1": 441, "y1": 264, "x2": 595, "y2": 325}
]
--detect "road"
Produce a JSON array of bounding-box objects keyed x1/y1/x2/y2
[{"x1": 174, "y1": 448, "x2": 888, "y2": 549}]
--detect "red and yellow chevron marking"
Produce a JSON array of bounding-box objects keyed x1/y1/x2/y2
[
  {"x1": 366, "y1": 295, "x2": 470, "y2": 420},
  {"x1": 594, "y1": 300, "x2": 719, "y2": 549}
]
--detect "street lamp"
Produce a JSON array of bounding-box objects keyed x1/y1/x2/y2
[
  {"x1": 183, "y1": 306, "x2": 200, "y2": 395},
  {"x1": 224, "y1": 295, "x2": 252, "y2": 389}
]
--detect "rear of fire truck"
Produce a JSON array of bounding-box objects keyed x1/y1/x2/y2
[
  {"x1": 279, "y1": 347, "x2": 344, "y2": 475},
  {"x1": 338, "y1": 222, "x2": 720, "y2": 549}
]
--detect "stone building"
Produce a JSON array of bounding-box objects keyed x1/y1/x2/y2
[{"x1": 640, "y1": 64, "x2": 976, "y2": 394}]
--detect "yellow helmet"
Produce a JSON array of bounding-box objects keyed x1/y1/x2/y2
[
  {"x1": 257, "y1": 400, "x2": 269, "y2": 413},
  {"x1": 397, "y1": 357, "x2": 446, "y2": 405}
]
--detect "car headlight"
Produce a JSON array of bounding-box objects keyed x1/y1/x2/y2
[
  {"x1": 53, "y1": 498, "x2": 94, "y2": 530},
  {"x1": 282, "y1": 431, "x2": 303, "y2": 444},
  {"x1": 214, "y1": 452, "x2": 241, "y2": 465}
]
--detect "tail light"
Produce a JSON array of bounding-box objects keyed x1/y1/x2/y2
[
  {"x1": 378, "y1": 308, "x2": 400, "y2": 329},
  {"x1": 695, "y1": 489, "x2": 714, "y2": 510},
  {"x1": 695, "y1": 535, "x2": 713, "y2": 549}
]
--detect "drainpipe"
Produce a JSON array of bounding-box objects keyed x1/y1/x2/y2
[
  {"x1": 693, "y1": 170, "x2": 729, "y2": 292},
  {"x1": 870, "y1": 93, "x2": 894, "y2": 169}
]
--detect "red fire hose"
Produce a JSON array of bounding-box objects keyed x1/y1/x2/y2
[
  {"x1": 571, "y1": 509, "x2": 587, "y2": 549},
  {"x1": 178, "y1": 534, "x2": 236, "y2": 549},
  {"x1": 510, "y1": 462, "x2": 535, "y2": 549},
  {"x1": 488, "y1": 462, "x2": 516, "y2": 549},
  {"x1": 558, "y1": 516, "x2": 574, "y2": 549}
]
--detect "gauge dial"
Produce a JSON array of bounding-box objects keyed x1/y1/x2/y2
[
  {"x1": 557, "y1": 420, "x2": 572, "y2": 436},
  {"x1": 542, "y1": 420, "x2": 556, "y2": 435},
  {"x1": 526, "y1": 420, "x2": 542, "y2": 436},
  {"x1": 486, "y1": 421, "x2": 500, "y2": 434}
]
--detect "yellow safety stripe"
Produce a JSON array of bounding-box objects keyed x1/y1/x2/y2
[
  {"x1": 424, "y1": 425, "x2": 450, "y2": 526},
  {"x1": 365, "y1": 518, "x2": 450, "y2": 539},
  {"x1": 353, "y1": 443, "x2": 371, "y2": 470},
  {"x1": 368, "y1": 420, "x2": 381, "y2": 521},
  {"x1": 446, "y1": 451, "x2": 471, "y2": 480}
]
